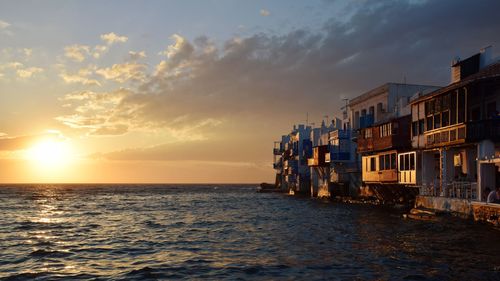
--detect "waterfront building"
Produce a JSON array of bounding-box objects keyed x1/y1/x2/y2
[
  {"x1": 307, "y1": 120, "x2": 337, "y2": 197},
  {"x1": 273, "y1": 124, "x2": 312, "y2": 194},
  {"x1": 350, "y1": 83, "x2": 440, "y2": 202},
  {"x1": 408, "y1": 47, "x2": 500, "y2": 218}
]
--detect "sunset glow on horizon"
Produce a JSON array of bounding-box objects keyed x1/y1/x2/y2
[{"x1": 1, "y1": 0, "x2": 500, "y2": 183}]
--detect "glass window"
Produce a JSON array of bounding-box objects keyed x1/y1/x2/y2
[
  {"x1": 379, "y1": 155, "x2": 385, "y2": 171},
  {"x1": 434, "y1": 114, "x2": 441, "y2": 129},
  {"x1": 435, "y1": 96, "x2": 442, "y2": 112},
  {"x1": 385, "y1": 154, "x2": 390, "y2": 170},
  {"x1": 391, "y1": 153, "x2": 396, "y2": 170},
  {"x1": 412, "y1": 121, "x2": 418, "y2": 137},
  {"x1": 370, "y1": 157, "x2": 376, "y2": 171},
  {"x1": 399, "y1": 155, "x2": 404, "y2": 171},
  {"x1": 410, "y1": 153, "x2": 415, "y2": 170},
  {"x1": 458, "y1": 89, "x2": 465, "y2": 123},
  {"x1": 442, "y1": 94, "x2": 450, "y2": 111},
  {"x1": 426, "y1": 116, "x2": 433, "y2": 131},
  {"x1": 405, "y1": 154, "x2": 410, "y2": 171},
  {"x1": 418, "y1": 119, "x2": 425, "y2": 134},
  {"x1": 450, "y1": 92, "x2": 457, "y2": 125},
  {"x1": 442, "y1": 111, "x2": 449, "y2": 127}
]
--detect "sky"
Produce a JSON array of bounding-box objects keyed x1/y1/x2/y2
[{"x1": 1, "y1": 0, "x2": 500, "y2": 183}]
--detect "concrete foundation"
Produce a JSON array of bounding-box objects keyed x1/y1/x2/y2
[{"x1": 415, "y1": 196, "x2": 473, "y2": 218}]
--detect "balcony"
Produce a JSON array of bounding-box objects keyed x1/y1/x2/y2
[
  {"x1": 418, "y1": 181, "x2": 478, "y2": 201},
  {"x1": 424, "y1": 123, "x2": 466, "y2": 148},
  {"x1": 329, "y1": 129, "x2": 351, "y2": 140},
  {"x1": 359, "y1": 114, "x2": 374, "y2": 129},
  {"x1": 467, "y1": 118, "x2": 500, "y2": 142},
  {"x1": 307, "y1": 145, "x2": 329, "y2": 167},
  {"x1": 358, "y1": 116, "x2": 410, "y2": 153}
]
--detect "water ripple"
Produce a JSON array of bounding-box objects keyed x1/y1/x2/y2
[{"x1": 0, "y1": 184, "x2": 499, "y2": 280}]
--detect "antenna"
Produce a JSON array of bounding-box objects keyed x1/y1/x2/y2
[
  {"x1": 341, "y1": 98, "x2": 349, "y2": 120},
  {"x1": 306, "y1": 112, "x2": 309, "y2": 126}
]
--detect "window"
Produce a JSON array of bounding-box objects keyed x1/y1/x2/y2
[
  {"x1": 450, "y1": 92, "x2": 457, "y2": 125},
  {"x1": 391, "y1": 153, "x2": 396, "y2": 169},
  {"x1": 442, "y1": 94, "x2": 450, "y2": 111},
  {"x1": 442, "y1": 111, "x2": 449, "y2": 127},
  {"x1": 369, "y1": 106, "x2": 374, "y2": 115},
  {"x1": 404, "y1": 154, "x2": 410, "y2": 171},
  {"x1": 399, "y1": 155, "x2": 404, "y2": 171},
  {"x1": 410, "y1": 153, "x2": 415, "y2": 170},
  {"x1": 435, "y1": 96, "x2": 442, "y2": 112},
  {"x1": 379, "y1": 155, "x2": 385, "y2": 170},
  {"x1": 434, "y1": 114, "x2": 441, "y2": 129},
  {"x1": 370, "y1": 157, "x2": 376, "y2": 171},
  {"x1": 426, "y1": 116, "x2": 433, "y2": 131},
  {"x1": 429, "y1": 100, "x2": 435, "y2": 114},
  {"x1": 418, "y1": 119, "x2": 425, "y2": 135},
  {"x1": 363, "y1": 128, "x2": 372, "y2": 139},
  {"x1": 379, "y1": 123, "x2": 392, "y2": 137},
  {"x1": 385, "y1": 154, "x2": 390, "y2": 170},
  {"x1": 458, "y1": 89, "x2": 465, "y2": 123},
  {"x1": 412, "y1": 121, "x2": 418, "y2": 137}
]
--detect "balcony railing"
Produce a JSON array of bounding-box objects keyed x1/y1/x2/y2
[
  {"x1": 418, "y1": 181, "x2": 478, "y2": 201},
  {"x1": 424, "y1": 124, "x2": 466, "y2": 148},
  {"x1": 467, "y1": 118, "x2": 500, "y2": 142}
]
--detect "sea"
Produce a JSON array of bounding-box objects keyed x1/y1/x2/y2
[{"x1": 0, "y1": 184, "x2": 499, "y2": 280}]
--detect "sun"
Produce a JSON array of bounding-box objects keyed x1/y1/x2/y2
[{"x1": 25, "y1": 139, "x2": 73, "y2": 168}]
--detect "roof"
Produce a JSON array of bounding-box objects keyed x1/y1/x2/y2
[
  {"x1": 410, "y1": 61, "x2": 500, "y2": 104},
  {"x1": 348, "y1": 83, "x2": 390, "y2": 107},
  {"x1": 348, "y1": 82, "x2": 440, "y2": 107}
]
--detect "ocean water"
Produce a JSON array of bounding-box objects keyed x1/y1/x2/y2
[{"x1": 0, "y1": 184, "x2": 499, "y2": 280}]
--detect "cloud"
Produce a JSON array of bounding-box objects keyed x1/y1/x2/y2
[
  {"x1": 92, "y1": 45, "x2": 108, "y2": 59},
  {"x1": 158, "y1": 34, "x2": 194, "y2": 59},
  {"x1": 0, "y1": 20, "x2": 10, "y2": 29},
  {"x1": 95, "y1": 62, "x2": 147, "y2": 83},
  {"x1": 16, "y1": 67, "x2": 43, "y2": 78},
  {"x1": 58, "y1": 0, "x2": 500, "y2": 143},
  {"x1": 56, "y1": 89, "x2": 135, "y2": 135},
  {"x1": 22, "y1": 48, "x2": 32, "y2": 57},
  {"x1": 100, "y1": 32, "x2": 128, "y2": 45},
  {"x1": 59, "y1": 65, "x2": 101, "y2": 86},
  {"x1": 0, "y1": 62, "x2": 43, "y2": 79},
  {"x1": 260, "y1": 9, "x2": 270, "y2": 16},
  {"x1": 64, "y1": 44, "x2": 90, "y2": 62},
  {"x1": 128, "y1": 51, "x2": 147, "y2": 60}
]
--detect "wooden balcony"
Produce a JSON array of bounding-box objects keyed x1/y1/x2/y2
[
  {"x1": 424, "y1": 123, "x2": 466, "y2": 148},
  {"x1": 307, "y1": 145, "x2": 329, "y2": 167},
  {"x1": 357, "y1": 116, "x2": 411, "y2": 154}
]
